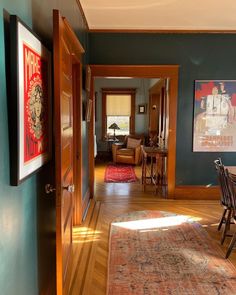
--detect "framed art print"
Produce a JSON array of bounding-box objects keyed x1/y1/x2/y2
[
  {"x1": 9, "y1": 15, "x2": 52, "y2": 185},
  {"x1": 138, "y1": 104, "x2": 146, "y2": 114},
  {"x1": 193, "y1": 80, "x2": 236, "y2": 152}
]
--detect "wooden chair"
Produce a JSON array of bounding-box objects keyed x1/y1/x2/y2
[
  {"x1": 214, "y1": 159, "x2": 233, "y2": 244},
  {"x1": 225, "y1": 169, "x2": 236, "y2": 258}
]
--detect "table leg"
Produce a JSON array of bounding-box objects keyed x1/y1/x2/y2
[
  {"x1": 155, "y1": 155, "x2": 158, "y2": 195},
  {"x1": 142, "y1": 155, "x2": 147, "y2": 191}
]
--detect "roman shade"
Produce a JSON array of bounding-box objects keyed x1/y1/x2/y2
[{"x1": 106, "y1": 95, "x2": 131, "y2": 116}]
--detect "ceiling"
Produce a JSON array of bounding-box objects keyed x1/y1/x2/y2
[{"x1": 79, "y1": 0, "x2": 236, "y2": 31}]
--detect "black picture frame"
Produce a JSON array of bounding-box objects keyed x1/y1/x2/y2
[
  {"x1": 138, "y1": 104, "x2": 146, "y2": 114},
  {"x1": 9, "y1": 15, "x2": 52, "y2": 185}
]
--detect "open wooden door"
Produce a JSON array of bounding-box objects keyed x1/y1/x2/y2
[{"x1": 53, "y1": 10, "x2": 84, "y2": 294}]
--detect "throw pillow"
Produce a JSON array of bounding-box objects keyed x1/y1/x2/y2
[{"x1": 127, "y1": 137, "x2": 141, "y2": 149}]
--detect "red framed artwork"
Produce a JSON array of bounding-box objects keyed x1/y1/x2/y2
[
  {"x1": 9, "y1": 15, "x2": 52, "y2": 185},
  {"x1": 193, "y1": 80, "x2": 236, "y2": 152}
]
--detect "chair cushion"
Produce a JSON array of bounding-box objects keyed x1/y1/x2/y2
[
  {"x1": 127, "y1": 138, "x2": 141, "y2": 149},
  {"x1": 117, "y1": 148, "x2": 135, "y2": 156}
]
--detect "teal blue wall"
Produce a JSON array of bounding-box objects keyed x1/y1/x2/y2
[
  {"x1": 0, "y1": 1, "x2": 89, "y2": 295},
  {"x1": 0, "y1": 2, "x2": 39, "y2": 295},
  {"x1": 82, "y1": 116, "x2": 89, "y2": 197},
  {"x1": 89, "y1": 33, "x2": 236, "y2": 185}
]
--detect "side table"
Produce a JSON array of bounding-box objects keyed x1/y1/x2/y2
[
  {"x1": 141, "y1": 146, "x2": 168, "y2": 197},
  {"x1": 105, "y1": 138, "x2": 119, "y2": 152}
]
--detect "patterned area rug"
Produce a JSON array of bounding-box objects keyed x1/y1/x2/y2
[
  {"x1": 107, "y1": 210, "x2": 236, "y2": 295},
  {"x1": 104, "y1": 164, "x2": 138, "y2": 183}
]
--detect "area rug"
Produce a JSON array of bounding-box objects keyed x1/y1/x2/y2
[
  {"x1": 104, "y1": 164, "x2": 138, "y2": 183},
  {"x1": 107, "y1": 210, "x2": 236, "y2": 295}
]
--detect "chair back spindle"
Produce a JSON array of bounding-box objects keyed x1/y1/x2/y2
[{"x1": 214, "y1": 159, "x2": 231, "y2": 208}]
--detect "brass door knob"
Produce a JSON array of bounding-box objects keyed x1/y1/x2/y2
[{"x1": 63, "y1": 184, "x2": 75, "y2": 193}]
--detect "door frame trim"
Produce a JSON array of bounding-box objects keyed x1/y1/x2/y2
[
  {"x1": 88, "y1": 65, "x2": 179, "y2": 198},
  {"x1": 53, "y1": 9, "x2": 84, "y2": 294}
]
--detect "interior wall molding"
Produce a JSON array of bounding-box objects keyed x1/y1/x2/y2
[
  {"x1": 89, "y1": 29, "x2": 236, "y2": 34},
  {"x1": 174, "y1": 186, "x2": 220, "y2": 200}
]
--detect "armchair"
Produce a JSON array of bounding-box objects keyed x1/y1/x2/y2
[{"x1": 112, "y1": 134, "x2": 144, "y2": 165}]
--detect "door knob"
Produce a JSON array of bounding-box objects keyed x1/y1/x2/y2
[
  {"x1": 63, "y1": 184, "x2": 75, "y2": 193},
  {"x1": 45, "y1": 184, "x2": 56, "y2": 194}
]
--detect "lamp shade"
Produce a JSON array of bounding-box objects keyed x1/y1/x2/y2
[{"x1": 108, "y1": 123, "x2": 120, "y2": 130}]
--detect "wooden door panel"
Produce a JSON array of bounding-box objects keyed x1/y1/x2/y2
[
  {"x1": 54, "y1": 9, "x2": 84, "y2": 294},
  {"x1": 61, "y1": 93, "x2": 72, "y2": 129},
  {"x1": 54, "y1": 10, "x2": 73, "y2": 294},
  {"x1": 62, "y1": 215, "x2": 72, "y2": 282},
  {"x1": 63, "y1": 181, "x2": 73, "y2": 218},
  {"x1": 62, "y1": 144, "x2": 72, "y2": 177}
]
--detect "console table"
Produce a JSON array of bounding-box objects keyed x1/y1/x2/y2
[{"x1": 141, "y1": 146, "x2": 168, "y2": 197}]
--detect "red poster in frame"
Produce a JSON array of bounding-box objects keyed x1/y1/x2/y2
[
  {"x1": 193, "y1": 80, "x2": 236, "y2": 152},
  {"x1": 23, "y1": 44, "x2": 49, "y2": 163},
  {"x1": 9, "y1": 15, "x2": 52, "y2": 185}
]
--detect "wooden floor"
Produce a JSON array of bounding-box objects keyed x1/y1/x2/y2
[{"x1": 67, "y1": 163, "x2": 236, "y2": 295}]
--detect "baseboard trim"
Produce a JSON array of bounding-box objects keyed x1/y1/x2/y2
[{"x1": 174, "y1": 185, "x2": 220, "y2": 200}]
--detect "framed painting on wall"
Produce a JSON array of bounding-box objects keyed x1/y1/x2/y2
[
  {"x1": 193, "y1": 80, "x2": 236, "y2": 152},
  {"x1": 9, "y1": 15, "x2": 52, "y2": 185}
]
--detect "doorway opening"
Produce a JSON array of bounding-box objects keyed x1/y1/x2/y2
[{"x1": 88, "y1": 65, "x2": 179, "y2": 199}]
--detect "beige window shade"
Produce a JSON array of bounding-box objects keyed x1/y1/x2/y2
[{"x1": 106, "y1": 95, "x2": 131, "y2": 116}]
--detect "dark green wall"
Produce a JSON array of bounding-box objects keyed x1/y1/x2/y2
[
  {"x1": 89, "y1": 32, "x2": 236, "y2": 185},
  {"x1": 0, "y1": 3, "x2": 40, "y2": 295},
  {"x1": 0, "y1": 2, "x2": 89, "y2": 295}
]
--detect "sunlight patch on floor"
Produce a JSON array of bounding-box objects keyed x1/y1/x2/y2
[
  {"x1": 73, "y1": 226, "x2": 102, "y2": 243},
  {"x1": 112, "y1": 215, "x2": 202, "y2": 231},
  {"x1": 202, "y1": 223, "x2": 218, "y2": 228}
]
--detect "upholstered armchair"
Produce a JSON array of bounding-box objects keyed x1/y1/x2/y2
[{"x1": 112, "y1": 134, "x2": 144, "y2": 165}]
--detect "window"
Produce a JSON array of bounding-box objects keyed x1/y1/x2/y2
[
  {"x1": 102, "y1": 89, "x2": 135, "y2": 139},
  {"x1": 107, "y1": 116, "x2": 130, "y2": 135}
]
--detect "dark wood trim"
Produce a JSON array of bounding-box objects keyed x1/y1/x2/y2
[
  {"x1": 89, "y1": 65, "x2": 179, "y2": 199},
  {"x1": 88, "y1": 77, "x2": 95, "y2": 198},
  {"x1": 63, "y1": 17, "x2": 85, "y2": 55},
  {"x1": 89, "y1": 29, "x2": 236, "y2": 34},
  {"x1": 149, "y1": 78, "x2": 165, "y2": 94},
  {"x1": 149, "y1": 79, "x2": 166, "y2": 135},
  {"x1": 101, "y1": 88, "x2": 136, "y2": 94},
  {"x1": 75, "y1": 0, "x2": 89, "y2": 31},
  {"x1": 101, "y1": 88, "x2": 136, "y2": 139},
  {"x1": 101, "y1": 91, "x2": 106, "y2": 140},
  {"x1": 53, "y1": 10, "x2": 85, "y2": 294},
  {"x1": 130, "y1": 91, "x2": 135, "y2": 134},
  {"x1": 91, "y1": 65, "x2": 179, "y2": 78},
  {"x1": 53, "y1": 10, "x2": 63, "y2": 295},
  {"x1": 174, "y1": 186, "x2": 220, "y2": 200},
  {"x1": 72, "y1": 63, "x2": 83, "y2": 225}
]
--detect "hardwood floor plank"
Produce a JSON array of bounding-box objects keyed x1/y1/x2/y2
[{"x1": 68, "y1": 163, "x2": 236, "y2": 295}]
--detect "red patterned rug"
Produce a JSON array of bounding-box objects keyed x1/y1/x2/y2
[
  {"x1": 104, "y1": 164, "x2": 138, "y2": 183},
  {"x1": 107, "y1": 210, "x2": 236, "y2": 295}
]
